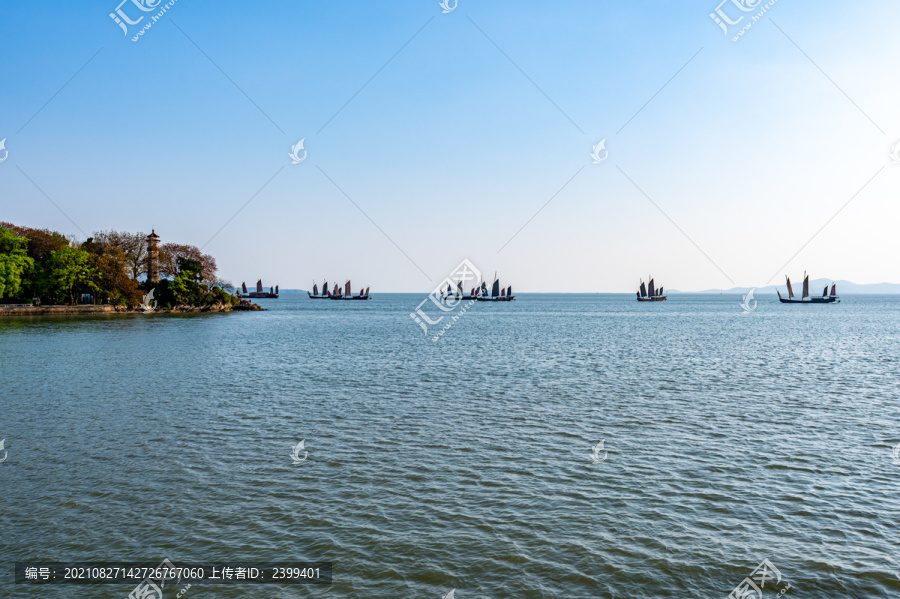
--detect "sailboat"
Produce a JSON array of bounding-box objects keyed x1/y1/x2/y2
[
  {"x1": 307, "y1": 280, "x2": 331, "y2": 299},
  {"x1": 777, "y1": 273, "x2": 839, "y2": 303},
  {"x1": 241, "y1": 279, "x2": 279, "y2": 298},
  {"x1": 440, "y1": 279, "x2": 468, "y2": 301},
  {"x1": 636, "y1": 276, "x2": 666, "y2": 301},
  {"x1": 474, "y1": 272, "x2": 515, "y2": 301},
  {"x1": 328, "y1": 279, "x2": 371, "y2": 300}
]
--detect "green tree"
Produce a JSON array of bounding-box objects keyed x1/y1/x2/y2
[
  {"x1": 0, "y1": 222, "x2": 69, "y2": 262},
  {"x1": 44, "y1": 246, "x2": 97, "y2": 304},
  {"x1": 0, "y1": 227, "x2": 34, "y2": 300},
  {"x1": 1, "y1": 222, "x2": 71, "y2": 302},
  {"x1": 171, "y1": 257, "x2": 203, "y2": 304}
]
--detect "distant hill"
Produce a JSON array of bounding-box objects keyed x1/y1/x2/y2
[{"x1": 677, "y1": 279, "x2": 900, "y2": 295}]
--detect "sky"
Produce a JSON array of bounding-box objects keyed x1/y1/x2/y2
[{"x1": 1, "y1": 0, "x2": 898, "y2": 292}]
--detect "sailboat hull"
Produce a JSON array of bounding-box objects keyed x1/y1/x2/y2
[
  {"x1": 637, "y1": 296, "x2": 667, "y2": 302},
  {"x1": 308, "y1": 292, "x2": 370, "y2": 300},
  {"x1": 779, "y1": 296, "x2": 839, "y2": 304},
  {"x1": 440, "y1": 295, "x2": 515, "y2": 301}
]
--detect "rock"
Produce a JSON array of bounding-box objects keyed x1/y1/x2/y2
[{"x1": 232, "y1": 300, "x2": 265, "y2": 311}]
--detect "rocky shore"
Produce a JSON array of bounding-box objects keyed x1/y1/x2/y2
[{"x1": 0, "y1": 300, "x2": 264, "y2": 316}]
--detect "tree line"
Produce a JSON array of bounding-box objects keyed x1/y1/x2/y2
[{"x1": 0, "y1": 223, "x2": 237, "y2": 308}]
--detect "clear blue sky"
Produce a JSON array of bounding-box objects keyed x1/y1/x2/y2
[{"x1": 2, "y1": 0, "x2": 898, "y2": 291}]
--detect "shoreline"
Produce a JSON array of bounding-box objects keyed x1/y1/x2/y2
[{"x1": 0, "y1": 301, "x2": 264, "y2": 317}]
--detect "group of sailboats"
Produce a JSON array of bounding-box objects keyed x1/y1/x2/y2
[
  {"x1": 241, "y1": 280, "x2": 279, "y2": 299},
  {"x1": 636, "y1": 276, "x2": 666, "y2": 302},
  {"x1": 299, "y1": 272, "x2": 839, "y2": 305},
  {"x1": 308, "y1": 280, "x2": 371, "y2": 300},
  {"x1": 778, "y1": 273, "x2": 839, "y2": 304},
  {"x1": 632, "y1": 271, "x2": 840, "y2": 305},
  {"x1": 441, "y1": 272, "x2": 515, "y2": 302}
]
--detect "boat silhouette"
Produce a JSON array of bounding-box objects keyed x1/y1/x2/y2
[
  {"x1": 637, "y1": 276, "x2": 666, "y2": 301},
  {"x1": 438, "y1": 271, "x2": 515, "y2": 302},
  {"x1": 308, "y1": 280, "x2": 370, "y2": 300},
  {"x1": 307, "y1": 280, "x2": 330, "y2": 299},
  {"x1": 241, "y1": 280, "x2": 279, "y2": 298},
  {"x1": 777, "y1": 273, "x2": 839, "y2": 304}
]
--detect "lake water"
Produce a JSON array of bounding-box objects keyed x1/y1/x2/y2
[{"x1": 1, "y1": 294, "x2": 899, "y2": 598}]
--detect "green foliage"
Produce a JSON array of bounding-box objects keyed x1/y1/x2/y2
[
  {"x1": 0, "y1": 222, "x2": 69, "y2": 263},
  {"x1": 0, "y1": 227, "x2": 35, "y2": 300},
  {"x1": 146, "y1": 280, "x2": 174, "y2": 308},
  {"x1": 171, "y1": 257, "x2": 204, "y2": 304},
  {"x1": 3, "y1": 222, "x2": 232, "y2": 308},
  {"x1": 144, "y1": 278, "x2": 238, "y2": 308},
  {"x1": 212, "y1": 286, "x2": 239, "y2": 306},
  {"x1": 43, "y1": 246, "x2": 97, "y2": 304}
]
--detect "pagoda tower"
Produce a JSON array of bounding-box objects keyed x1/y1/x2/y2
[{"x1": 146, "y1": 230, "x2": 160, "y2": 283}]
